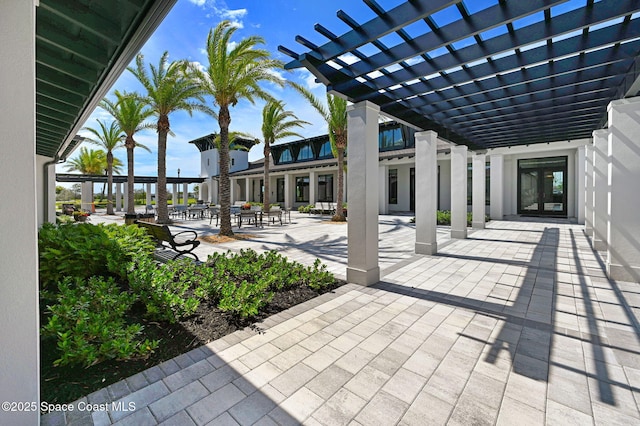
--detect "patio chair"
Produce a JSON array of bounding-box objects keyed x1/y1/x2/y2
[
  {"x1": 263, "y1": 205, "x2": 283, "y2": 225},
  {"x1": 208, "y1": 206, "x2": 220, "y2": 226}
]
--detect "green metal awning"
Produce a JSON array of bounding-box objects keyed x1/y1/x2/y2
[{"x1": 36, "y1": 0, "x2": 177, "y2": 158}]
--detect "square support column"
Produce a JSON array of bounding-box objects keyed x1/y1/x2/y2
[
  {"x1": 230, "y1": 178, "x2": 236, "y2": 203},
  {"x1": 451, "y1": 145, "x2": 468, "y2": 239},
  {"x1": 490, "y1": 154, "x2": 504, "y2": 220},
  {"x1": 183, "y1": 183, "x2": 189, "y2": 206},
  {"x1": 585, "y1": 143, "x2": 594, "y2": 234},
  {"x1": 607, "y1": 98, "x2": 640, "y2": 282},
  {"x1": 576, "y1": 146, "x2": 586, "y2": 225},
  {"x1": 145, "y1": 183, "x2": 152, "y2": 206},
  {"x1": 116, "y1": 183, "x2": 122, "y2": 211},
  {"x1": 378, "y1": 165, "x2": 388, "y2": 215},
  {"x1": 346, "y1": 100, "x2": 380, "y2": 286},
  {"x1": 284, "y1": 173, "x2": 291, "y2": 209},
  {"x1": 592, "y1": 129, "x2": 608, "y2": 251},
  {"x1": 209, "y1": 177, "x2": 216, "y2": 204},
  {"x1": 81, "y1": 181, "x2": 93, "y2": 211},
  {"x1": 309, "y1": 171, "x2": 316, "y2": 206},
  {"x1": 123, "y1": 184, "x2": 128, "y2": 211},
  {"x1": 245, "y1": 178, "x2": 251, "y2": 202},
  {"x1": 0, "y1": 1, "x2": 40, "y2": 423},
  {"x1": 415, "y1": 131, "x2": 438, "y2": 255},
  {"x1": 172, "y1": 183, "x2": 178, "y2": 206},
  {"x1": 472, "y1": 152, "x2": 486, "y2": 229}
]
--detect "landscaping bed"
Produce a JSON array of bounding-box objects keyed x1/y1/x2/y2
[{"x1": 38, "y1": 223, "x2": 343, "y2": 404}]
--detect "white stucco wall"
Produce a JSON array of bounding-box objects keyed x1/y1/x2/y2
[{"x1": 0, "y1": 1, "x2": 40, "y2": 424}]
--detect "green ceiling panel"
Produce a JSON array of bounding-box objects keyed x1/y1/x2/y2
[{"x1": 35, "y1": 0, "x2": 177, "y2": 158}]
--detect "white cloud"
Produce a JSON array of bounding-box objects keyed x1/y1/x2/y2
[
  {"x1": 220, "y1": 8, "x2": 247, "y2": 20},
  {"x1": 188, "y1": 0, "x2": 206, "y2": 6},
  {"x1": 227, "y1": 41, "x2": 238, "y2": 52},
  {"x1": 297, "y1": 69, "x2": 323, "y2": 90}
]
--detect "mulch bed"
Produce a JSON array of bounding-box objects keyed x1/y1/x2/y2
[{"x1": 40, "y1": 280, "x2": 345, "y2": 405}]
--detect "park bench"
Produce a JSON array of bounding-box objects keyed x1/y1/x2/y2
[{"x1": 134, "y1": 220, "x2": 200, "y2": 261}]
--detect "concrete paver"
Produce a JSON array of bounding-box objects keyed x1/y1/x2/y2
[{"x1": 41, "y1": 214, "x2": 640, "y2": 425}]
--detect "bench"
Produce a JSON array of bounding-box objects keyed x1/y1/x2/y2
[{"x1": 134, "y1": 221, "x2": 200, "y2": 261}]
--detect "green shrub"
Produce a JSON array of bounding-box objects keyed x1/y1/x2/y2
[
  {"x1": 297, "y1": 204, "x2": 314, "y2": 213},
  {"x1": 38, "y1": 223, "x2": 155, "y2": 290},
  {"x1": 41, "y1": 276, "x2": 157, "y2": 367},
  {"x1": 128, "y1": 258, "x2": 201, "y2": 323},
  {"x1": 200, "y1": 249, "x2": 335, "y2": 318}
]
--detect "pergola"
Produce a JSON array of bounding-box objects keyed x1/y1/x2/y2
[
  {"x1": 279, "y1": 0, "x2": 640, "y2": 148},
  {"x1": 279, "y1": 0, "x2": 640, "y2": 285}
]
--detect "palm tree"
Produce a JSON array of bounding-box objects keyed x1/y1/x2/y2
[
  {"x1": 195, "y1": 20, "x2": 284, "y2": 236},
  {"x1": 261, "y1": 100, "x2": 308, "y2": 212},
  {"x1": 100, "y1": 91, "x2": 153, "y2": 215},
  {"x1": 82, "y1": 120, "x2": 124, "y2": 215},
  {"x1": 64, "y1": 146, "x2": 109, "y2": 175},
  {"x1": 128, "y1": 52, "x2": 207, "y2": 223},
  {"x1": 291, "y1": 82, "x2": 348, "y2": 221}
]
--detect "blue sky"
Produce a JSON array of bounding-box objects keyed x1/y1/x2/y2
[{"x1": 58, "y1": 0, "x2": 392, "y2": 182}]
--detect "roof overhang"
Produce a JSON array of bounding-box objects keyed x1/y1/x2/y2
[{"x1": 36, "y1": 0, "x2": 177, "y2": 158}]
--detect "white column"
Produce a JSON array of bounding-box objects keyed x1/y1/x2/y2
[
  {"x1": 172, "y1": 183, "x2": 178, "y2": 206},
  {"x1": 592, "y1": 129, "x2": 608, "y2": 251},
  {"x1": 415, "y1": 131, "x2": 438, "y2": 255},
  {"x1": 183, "y1": 183, "x2": 189, "y2": 206},
  {"x1": 245, "y1": 178, "x2": 251, "y2": 202},
  {"x1": 490, "y1": 154, "x2": 504, "y2": 219},
  {"x1": 198, "y1": 183, "x2": 204, "y2": 201},
  {"x1": 209, "y1": 177, "x2": 216, "y2": 204},
  {"x1": 115, "y1": 182, "x2": 122, "y2": 211},
  {"x1": 230, "y1": 178, "x2": 236, "y2": 203},
  {"x1": 576, "y1": 146, "x2": 586, "y2": 225},
  {"x1": 451, "y1": 145, "x2": 468, "y2": 239},
  {"x1": 284, "y1": 173, "x2": 291, "y2": 209},
  {"x1": 585, "y1": 143, "x2": 594, "y2": 234},
  {"x1": 309, "y1": 170, "x2": 316, "y2": 206},
  {"x1": 378, "y1": 165, "x2": 388, "y2": 214},
  {"x1": 145, "y1": 183, "x2": 152, "y2": 206},
  {"x1": 472, "y1": 152, "x2": 486, "y2": 229},
  {"x1": 607, "y1": 98, "x2": 640, "y2": 282},
  {"x1": 346, "y1": 100, "x2": 380, "y2": 286},
  {"x1": 0, "y1": 1, "x2": 39, "y2": 423},
  {"x1": 81, "y1": 181, "x2": 92, "y2": 211},
  {"x1": 123, "y1": 183, "x2": 128, "y2": 211}
]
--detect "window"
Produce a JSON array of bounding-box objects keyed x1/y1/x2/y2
[
  {"x1": 318, "y1": 140, "x2": 333, "y2": 158},
  {"x1": 279, "y1": 149, "x2": 292, "y2": 163},
  {"x1": 297, "y1": 144, "x2": 313, "y2": 161},
  {"x1": 276, "y1": 178, "x2": 285, "y2": 202},
  {"x1": 379, "y1": 127, "x2": 404, "y2": 150},
  {"x1": 317, "y1": 174, "x2": 334, "y2": 201},
  {"x1": 389, "y1": 169, "x2": 398, "y2": 204},
  {"x1": 296, "y1": 176, "x2": 309, "y2": 202},
  {"x1": 231, "y1": 158, "x2": 235, "y2": 166}
]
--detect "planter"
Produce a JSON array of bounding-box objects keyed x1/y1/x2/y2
[
  {"x1": 124, "y1": 214, "x2": 138, "y2": 225},
  {"x1": 74, "y1": 215, "x2": 88, "y2": 222}
]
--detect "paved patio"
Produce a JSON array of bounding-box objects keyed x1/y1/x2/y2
[{"x1": 42, "y1": 214, "x2": 640, "y2": 425}]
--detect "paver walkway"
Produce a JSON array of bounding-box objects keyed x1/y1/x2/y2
[{"x1": 42, "y1": 216, "x2": 640, "y2": 425}]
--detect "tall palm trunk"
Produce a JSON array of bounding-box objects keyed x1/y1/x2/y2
[
  {"x1": 156, "y1": 115, "x2": 170, "y2": 223},
  {"x1": 334, "y1": 136, "x2": 347, "y2": 221},
  {"x1": 126, "y1": 144, "x2": 135, "y2": 214},
  {"x1": 218, "y1": 106, "x2": 233, "y2": 236},
  {"x1": 106, "y1": 152, "x2": 115, "y2": 214},
  {"x1": 263, "y1": 144, "x2": 271, "y2": 213}
]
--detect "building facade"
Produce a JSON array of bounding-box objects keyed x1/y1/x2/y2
[{"x1": 191, "y1": 122, "x2": 590, "y2": 220}]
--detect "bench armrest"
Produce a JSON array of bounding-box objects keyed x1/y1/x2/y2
[{"x1": 173, "y1": 230, "x2": 198, "y2": 244}]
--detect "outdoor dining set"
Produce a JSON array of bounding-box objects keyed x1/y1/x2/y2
[{"x1": 151, "y1": 202, "x2": 291, "y2": 228}]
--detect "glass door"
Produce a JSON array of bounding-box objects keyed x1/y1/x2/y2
[{"x1": 518, "y1": 157, "x2": 567, "y2": 216}]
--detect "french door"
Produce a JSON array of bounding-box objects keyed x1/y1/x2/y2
[{"x1": 518, "y1": 156, "x2": 567, "y2": 217}]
